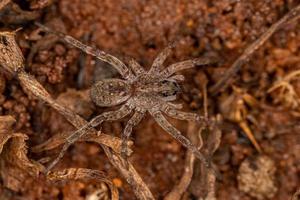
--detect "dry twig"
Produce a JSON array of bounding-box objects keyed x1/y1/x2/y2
[
  {"x1": 210, "y1": 4, "x2": 300, "y2": 95},
  {"x1": 0, "y1": 30, "x2": 154, "y2": 200}
]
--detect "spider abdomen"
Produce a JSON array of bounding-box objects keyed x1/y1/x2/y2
[{"x1": 90, "y1": 79, "x2": 131, "y2": 107}]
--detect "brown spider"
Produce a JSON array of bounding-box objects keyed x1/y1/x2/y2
[{"x1": 35, "y1": 23, "x2": 215, "y2": 172}]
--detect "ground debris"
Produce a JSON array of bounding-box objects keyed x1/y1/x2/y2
[
  {"x1": 0, "y1": 115, "x2": 43, "y2": 191},
  {"x1": 268, "y1": 70, "x2": 300, "y2": 109},
  {"x1": 86, "y1": 182, "x2": 112, "y2": 200},
  {"x1": 210, "y1": 3, "x2": 300, "y2": 94},
  {"x1": 47, "y1": 168, "x2": 119, "y2": 200},
  {"x1": 237, "y1": 155, "x2": 278, "y2": 200},
  {"x1": 291, "y1": 188, "x2": 300, "y2": 200},
  {"x1": 29, "y1": 0, "x2": 55, "y2": 10},
  {"x1": 0, "y1": 1, "x2": 40, "y2": 25},
  {"x1": 219, "y1": 86, "x2": 262, "y2": 153},
  {"x1": 164, "y1": 122, "x2": 200, "y2": 200},
  {"x1": 190, "y1": 119, "x2": 222, "y2": 200}
]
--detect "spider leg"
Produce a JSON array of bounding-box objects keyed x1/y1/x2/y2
[
  {"x1": 163, "y1": 106, "x2": 210, "y2": 126},
  {"x1": 168, "y1": 74, "x2": 185, "y2": 82},
  {"x1": 161, "y1": 57, "x2": 216, "y2": 78},
  {"x1": 45, "y1": 105, "x2": 132, "y2": 172},
  {"x1": 35, "y1": 22, "x2": 135, "y2": 80},
  {"x1": 149, "y1": 43, "x2": 175, "y2": 74},
  {"x1": 166, "y1": 102, "x2": 183, "y2": 110},
  {"x1": 121, "y1": 111, "x2": 145, "y2": 159},
  {"x1": 128, "y1": 58, "x2": 145, "y2": 76},
  {"x1": 150, "y1": 111, "x2": 209, "y2": 168}
]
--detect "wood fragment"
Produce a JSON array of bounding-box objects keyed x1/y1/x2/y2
[{"x1": 210, "y1": 4, "x2": 300, "y2": 95}]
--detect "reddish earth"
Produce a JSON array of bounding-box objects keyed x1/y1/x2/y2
[{"x1": 0, "y1": 0, "x2": 299, "y2": 199}]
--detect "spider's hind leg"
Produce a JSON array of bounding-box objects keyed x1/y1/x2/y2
[
  {"x1": 161, "y1": 57, "x2": 216, "y2": 78},
  {"x1": 45, "y1": 105, "x2": 132, "y2": 173}
]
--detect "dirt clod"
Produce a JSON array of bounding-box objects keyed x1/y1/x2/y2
[{"x1": 238, "y1": 155, "x2": 278, "y2": 200}]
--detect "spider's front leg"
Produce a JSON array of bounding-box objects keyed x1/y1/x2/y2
[
  {"x1": 149, "y1": 110, "x2": 210, "y2": 168},
  {"x1": 45, "y1": 105, "x2": 132, "y2": 173},
  {"x1": 149, "y1": 43, "x2": 175, "y2": 74},
  {"x1": 35, "y1": 22, "x2": 135, "y2": 80},
  {"x1": 161, "y1": 57, "x2": 216, "y2": 78},
  {"x1": 128, "y1": 58, "x2": 145, "y2": 76}
]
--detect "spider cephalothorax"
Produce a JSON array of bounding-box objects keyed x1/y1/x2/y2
[{"x1": 36, "y1": 23, "x2": 215, "y2": 172}]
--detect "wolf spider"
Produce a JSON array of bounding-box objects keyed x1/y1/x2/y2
[{"x1": 36, "y1": 23, "x2": 215, "y2": 172}]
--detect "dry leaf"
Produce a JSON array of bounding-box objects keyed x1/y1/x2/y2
[
  {"x1": 0, "y1": 115, "x2": 43, "y2": 191},
  {"x1": 0, "y1": 30, "x2": 24, "y2": 74}
]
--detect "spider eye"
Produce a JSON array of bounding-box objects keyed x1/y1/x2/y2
[
  {"x1": 160, "y1": 80, "x2": 180, "y2": 98},
  {"x1": 161, "y1": 90, "x2": 177, "y2": 97}
]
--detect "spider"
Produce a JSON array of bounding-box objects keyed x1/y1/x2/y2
[{"x1": 35, "y1": 23, "x2": 215, "y2": 172}]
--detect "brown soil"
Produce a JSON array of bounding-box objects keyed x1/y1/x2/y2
[{"x1": 0, "y1": 0, "x2": 299, "y2": 199}]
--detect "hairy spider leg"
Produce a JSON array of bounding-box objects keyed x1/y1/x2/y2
[
  {"x1": 121, "y1": 111, "x2": 145, "y2": 159},
  {"x1": 46, "y1": 105, "x2": 132, "y2": 172},
  {"x1": 166, "y1": 102, "x2": 183, "y2": 110},
  {"x1": 168, "y1": 74, "x2": 185, "y2": 82},
  {"x1": 163, "y1": 106, "x2": 210, "y2": 126},
  {"x1": 149, "y1": 43, "x2": 175, "y2": 74},
  {"x1": 159, "y1": 107, "x2": 220, "y2": 178},
  {"x1": 35, "y1": 22, "x2": 135, "y2": 80},
  {"x1": 128, "y1": 58, "x2": 145, "y2": 76},
  {"x1": 150, "y1": 111, "x2": 210, "y2": 167},
  {"x1": 161, "y1": 57, "x2": 215, "y2": 78}
]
